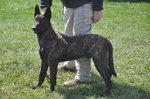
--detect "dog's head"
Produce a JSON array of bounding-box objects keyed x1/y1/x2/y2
[{"x1": 32, "y1": 5, "x2": 51, "y2": 34}]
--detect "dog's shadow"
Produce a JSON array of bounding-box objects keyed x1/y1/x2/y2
[{"x1": 54, "y1": 72, "x2": 149, "y2": 99}]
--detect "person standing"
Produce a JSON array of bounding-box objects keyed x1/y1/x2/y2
[{"x1": 40, "y1": 0, "x2": 103, "y2": 87}]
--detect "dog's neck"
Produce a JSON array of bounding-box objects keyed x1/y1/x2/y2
[{"x1": 37, "y1": 25, "x2": 56, "y2": 42}]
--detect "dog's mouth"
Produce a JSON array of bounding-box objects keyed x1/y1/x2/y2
[
  {"x1": 32, "y1": 26, "x2": 39, "y2": 33},
  {"x1": 33, "y1": 29, "x2": 39, "y2": 33}
]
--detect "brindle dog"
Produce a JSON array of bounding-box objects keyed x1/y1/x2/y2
[{"x1": 31, "y1": 5, "x2": 117, "y2": 94}]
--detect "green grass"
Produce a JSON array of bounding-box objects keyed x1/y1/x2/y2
[{"x1": 0, "y1": 0, "x2": 150, "y2": 99}]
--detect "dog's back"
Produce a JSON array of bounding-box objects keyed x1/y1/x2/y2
[
  {"x1": 56, "y1": 34, "x2": 107, "y2": 60},
  {"x1": 57, "y1": 33, "x2": 117, "y2": 77}
]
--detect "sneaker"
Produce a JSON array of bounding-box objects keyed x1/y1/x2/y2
[
  {"x1": 58, "y1": 65, "x2": 76, "y2": 72},
  {"x1": 64, "y1": 79, "x2": 90, "y2": 87}
]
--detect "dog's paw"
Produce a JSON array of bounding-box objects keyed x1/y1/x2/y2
[
  {"x1": 103, "y1": 89, "x2": 111, "y2": 96},
  {"x1": 30, "y1": 85, "x2": 37, "y2": 89},
  {"x1": 48, "y1": 88, "x2": 55, "y2": 92},
  {"x1": 46, "y1": 74, "x2": 51, "y2": 79}
]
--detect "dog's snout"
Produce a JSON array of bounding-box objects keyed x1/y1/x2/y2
[
  {"x1": 32, "y1": 26, "x2": 36, "y2": 30},
  {"x1": 32, "y1": 25, "x2": 39, "y2": 33}
]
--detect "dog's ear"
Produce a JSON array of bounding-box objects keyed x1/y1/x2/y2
[
  {"x1": 43, "y1": 7, "x2": 51, "y2": 21},
  {"x1": 34, "y1": 5, "x2": 41, "y2": 17}
]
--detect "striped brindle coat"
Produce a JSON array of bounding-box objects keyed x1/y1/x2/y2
[{"x1": 31, "y1": 5, "x2": 117, "y2": 94}]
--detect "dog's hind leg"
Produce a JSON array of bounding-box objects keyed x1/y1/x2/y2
[
  {"x1": 92, "y1": 55, "x2": 112, "y2": 95},
  {"x1": 49, "y1": 61, "x2": 58, "y2": 92}
]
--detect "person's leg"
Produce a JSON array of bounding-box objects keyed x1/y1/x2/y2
[
  {"x1": 63, "y1": 7, "x2": 74, "y2": 36},
  {"x1": 74, "y1": 2, "x2": 93, "y2": 82},
  {"x1": 75, "y1": 58, "x2": 91, "y2": 82},
  {"x1": 60, "y1": 6, "x2": 76, "y2": 70},
  {"x1": 73, "y1": 3, "x2": 93, "y2": 36},
  {"x1": 64, "y1": 2, "x2": 93, "y2": 86}
]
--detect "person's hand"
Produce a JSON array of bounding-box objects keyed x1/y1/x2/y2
[{"x1": 93, "y1": 10, "x2": 103, "y2": 23}]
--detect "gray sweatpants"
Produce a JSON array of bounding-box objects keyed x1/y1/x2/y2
[{"x1": 63, "y1": 2, "x2": 93, "y2": 82}]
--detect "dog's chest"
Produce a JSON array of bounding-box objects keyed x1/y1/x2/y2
[
  {"x1": 38, "y1": 41, "x2": 44, "y2": 52},
  {"x1": 38, "y1": 43, "x2": 53, "y2": 54},
  {"x1": 39, "y1": 47, "x2": 44, "y2": 52},
  {"x1": 38, "y1": 40, "x2": 49, "y2": 52}
]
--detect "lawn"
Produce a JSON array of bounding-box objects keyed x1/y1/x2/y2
[{"x1": 0, "y1": 0, "x2": 150, "y2": 99}]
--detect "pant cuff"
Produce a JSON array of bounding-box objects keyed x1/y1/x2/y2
[{"x1": 75, "y1": 75, "x2": 91, "y2": 82}]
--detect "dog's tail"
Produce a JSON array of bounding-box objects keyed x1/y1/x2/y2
[{"x1": 108, "y1": 42, "x2": 117, "y2": 77}]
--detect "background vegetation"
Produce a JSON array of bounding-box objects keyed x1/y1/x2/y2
[
  {"x1": 107, "y1": 0, "x2": 150, "y2": 2},
  {"x1": 0, "y1": 0, "x2": 150, "y2": 99}
]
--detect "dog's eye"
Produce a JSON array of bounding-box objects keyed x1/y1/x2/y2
[
  {"x1": 38, "y1": 18, "x2": 41, "y2": 22},
  {"x1": 36, "y1": 18, "x2": 41, "y2": 23},
  {"x1": 35, "y1": 16, "x2": 42, "y2": 22}
]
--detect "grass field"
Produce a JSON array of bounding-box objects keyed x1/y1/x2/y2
[{"x1": 0, "y1": 0, "x2": 150, "y2": 99}]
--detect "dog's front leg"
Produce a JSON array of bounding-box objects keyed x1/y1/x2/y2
[
  {"x1": 30, "y1": 61, "x2": 48, "y2": 89},
  {"x1": 49, "y1": 61, "x2": 58, "y2": 92},
  {"x1": 38, "y1": 61, "x2": 49, "y2": 85}
]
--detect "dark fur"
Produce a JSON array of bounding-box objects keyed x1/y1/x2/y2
[{"x1": 31, "y1": 5, "x2": 117, "y2": 93}]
